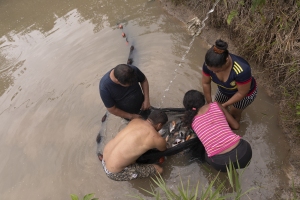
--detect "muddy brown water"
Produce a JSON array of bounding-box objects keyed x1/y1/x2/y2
[{"x1": 0, "y1": 0, "x2": 291, "y2": 199}]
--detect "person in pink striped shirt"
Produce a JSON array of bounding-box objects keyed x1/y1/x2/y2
[{"x1": 182, "y1": 90, "x2": 252, "y2": 172}]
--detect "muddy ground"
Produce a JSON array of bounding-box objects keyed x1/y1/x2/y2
[{"x1": 159, "y1": 0, "x2": 300, "y2": 197}]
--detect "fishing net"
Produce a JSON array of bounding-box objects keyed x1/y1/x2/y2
[
  {"x1": 136, "y1": 107, "x2": 205, "y2": 164},
  {"x1": 96, "y1": 107, "x2": 205, "y2": 164}
]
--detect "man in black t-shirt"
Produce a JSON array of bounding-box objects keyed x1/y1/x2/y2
[{"x1": 99, "y1": 64, "x2": 150, "y2": 120}]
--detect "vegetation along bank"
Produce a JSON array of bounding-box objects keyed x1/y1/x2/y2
[{"x1": 160, "y1": 0, "x2": 300, "y2": 195}]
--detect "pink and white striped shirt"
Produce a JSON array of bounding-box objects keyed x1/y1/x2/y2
[{"x1": 192, "y1": 102, "x2": 240, "y2": 157}]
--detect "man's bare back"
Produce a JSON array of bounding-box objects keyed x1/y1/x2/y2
[{"x1": 103, "y1": 118, "x2": 167, "y2": 173}]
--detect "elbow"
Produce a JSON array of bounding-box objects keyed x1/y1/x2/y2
[
  {"x1": 202, "y1": 82, "x2": 209, "y2": 86},
  {"x1": 142, "y1": 77, "x2": 148, "y2": 84},
  {"x1": 238, "y1": 91, "x2": 248, "y2": 98},
  {"x1": 107, "y1": 107, "x2": 114, "y2": 113},
  {"x1": 107, "y1": 106, "x2": 118, "y2": 115},
  {"x1": 233, "y1": 123, "x2": 240, "y2": 130}
]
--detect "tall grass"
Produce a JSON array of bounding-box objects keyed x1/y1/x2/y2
[
  {"x1": 169, "y1": 0, "x2": 300, "y2": 135},
  {"x1": 130, "y1": 162, "x2": 257, "y2": 200}
]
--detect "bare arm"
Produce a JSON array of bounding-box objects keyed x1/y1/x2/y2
[
  {"x1": 153, "y1": 136, "x2": 167, "y2": 151},
  {"x1": 140, "y1": 77, "x2": 150, "y2": 110},
  {"x1": 222, "y1": 82, "x2": 251, "y2": 108},
  {"x1": 107, "y1": 106, "x2": 141, "y2": 120},
  {"x1": 202, "y1": 75, "x2": 212, "y2": 103},
  {"x1": 217, "y1": 102, "x2": 240, "y2": 130}
]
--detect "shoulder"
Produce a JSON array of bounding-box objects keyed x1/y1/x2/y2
[
  {"x1": 230, "y1": 55, "x2": 252, "y2": 82},
  {"x1": 202, "y1": 63, "x2": 211, "y2": 74},
  {"x1": 231, "y1": 54, "x2": 251, "y2": 72},
  {"x1": 214, "y1": 102, "x2": 223, "y2": 111},
  {"x1": 100, "y1": 70, "x2": 112, "y2": 86},
  {"x1": 129, "y1": 119, "x2": 151, "y2": 131},
  {"x1": 128, "y1": 65, "x2": 146, "y2": 82},
  {"x1": 197, "y1": 104, "x2": 210, "y2": 114},
  {"x1": 206, "y1": 102, "x2": 221, "y2": 111},
  {"x1": 128, "y1": 118, "x2": 145, "y2": 127},
  {"x1": 123, "y1": 119, "x2": 149, "y2": 137}
]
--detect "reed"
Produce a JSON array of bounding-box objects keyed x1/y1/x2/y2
[{"x1": 129, "y1": 161, "x2": 256, "y2": 200}]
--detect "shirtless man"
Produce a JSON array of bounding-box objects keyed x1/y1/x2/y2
[{"x1": 100, "y1": 110, "x2": 168, "y2": 181}]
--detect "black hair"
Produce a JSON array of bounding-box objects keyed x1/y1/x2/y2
[
  {"x1": 204, "y1": 39, "x2": 229, "y2": 68},
  {"x1": 114, "y1": 64, "x2": 137, "y2": 85},
  {"x1": 182, "y1": 90, "x2": 205, "y2": 128},
  {"x1": 148, "y1": 110, "x2": 168, "y2": 126}
]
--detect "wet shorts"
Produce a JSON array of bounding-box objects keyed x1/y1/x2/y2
[
  {"x1": 215, "y1": 87, "x2": 257, "y2": 110},
  {"x1": 101, "y1": 160, "x2": 157, "y2": 181}
]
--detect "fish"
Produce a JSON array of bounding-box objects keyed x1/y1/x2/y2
[
  {"x1": 158, "y1": 128, "x2": 167, "y2": 136},
  {"x1": 169, "y1": 120, "x2": 176, "y2": 133},
  {"x1": 165, "y1": 135, "x2": 170, "y2": 142},
  {"x1": 186, "y1": 134, "x2": 191, "y2": 141},
  {"x1": 178, "y1": 130, "x2": 186, "y2": 140},
  {"x1": 171, "y1": 138, "x2": 182, "y2": 147},
  {"x1": 165, "y1": 120, "x2": 197, "y2": 147},
  {"x1": 189, "y1": 134, "x2": 197, "y2": 139},
  {"x1": 173, "y1": 131, "x2": 179, "y2": 137}
]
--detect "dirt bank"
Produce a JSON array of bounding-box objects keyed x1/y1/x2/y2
[{"x1": 159, "y1": 0, "x2": 300, "y2": 198}]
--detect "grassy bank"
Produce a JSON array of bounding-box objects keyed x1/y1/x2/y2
[
  {"x1": 162, "y1": 0, "x2": 300, "y2": 194},
  {"x1": 169, "y1": 0, "x2": 300, "y2": 136}
]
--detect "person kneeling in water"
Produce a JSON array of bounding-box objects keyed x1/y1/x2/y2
[
  {"x1": 101, "y1": 110, "x2": 168, "y2": 181},
  {"x1": 182, "y1": 90, "x2": 252, "y2": 172}
]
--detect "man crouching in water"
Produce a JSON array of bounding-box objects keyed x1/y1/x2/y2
[{"x1": 100, "y1": 110, "x2": 168, "y2": 181}]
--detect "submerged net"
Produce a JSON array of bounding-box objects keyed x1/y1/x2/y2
[
  {"x1": 136, "y1": 107, "x2": 205, "y2": 164},
  {"x1": 96, "y1": 107, "x2": 205, "y2": 164}
]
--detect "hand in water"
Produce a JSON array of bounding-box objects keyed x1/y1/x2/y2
[
  {"x1": 141, "y1": 100, "x2": 150, "y2": 110},
  {"x1": 131, "y1": 114, "x2": 142, "y2": 119}
]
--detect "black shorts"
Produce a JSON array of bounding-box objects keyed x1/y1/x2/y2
[{"x1": 205, "y1": 139, "x2": 252, "y2": 172}]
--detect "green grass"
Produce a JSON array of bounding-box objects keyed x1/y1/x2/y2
[
  {"x1": 70, "y1": 193, "x2": 98, "y2": 200},
  {"x1": 129, "y1": 161, "x2": 257, "y2": 200}
]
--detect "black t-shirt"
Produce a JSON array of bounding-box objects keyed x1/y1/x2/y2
[{"x1": 99, "y1": 65, "x2": 145, "y2": 114}]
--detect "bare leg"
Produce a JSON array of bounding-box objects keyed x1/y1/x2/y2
[
  {"x1": 153, "y1": 164, "x2": 163, "y2": 174},
  {"x1": 229, "y1": 106, "x2": 243, "y2": 123}
]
